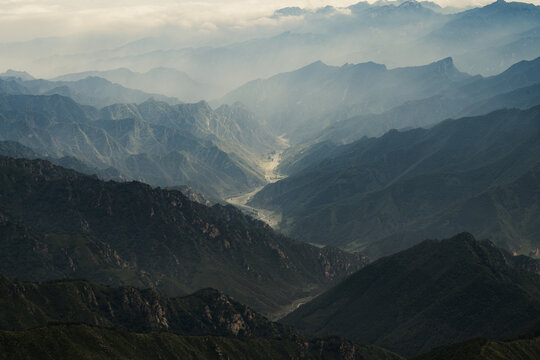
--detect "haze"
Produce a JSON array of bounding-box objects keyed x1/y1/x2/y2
[
  {"x1": 1, "y1": 0, "x2": 539, "y2": 98},
  {"x1": 1, "y1": 0, "x2": 533, "y2": 42},
  {"x1": 2, "y1": 0, "x2": 540, "y2": 358}
]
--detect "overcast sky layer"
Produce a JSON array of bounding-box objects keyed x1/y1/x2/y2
[{"x1": 1, "y1": 0, "x2": 538, "y2": 42}]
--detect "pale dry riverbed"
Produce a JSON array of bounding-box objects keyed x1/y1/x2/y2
[
  {"x1": 227, "y1": 137, "x2": 324, "y2": 319},
  {"x1": 226, "y1": 136, "x2": 288, "y2": 229}
]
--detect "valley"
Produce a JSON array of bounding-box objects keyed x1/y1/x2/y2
[
  {"x1": 2, "y1": 1, "x2": 540, "y2": 359},
  {"x1": 226, "y1": 135, "x2": 289, "y2": 229}
]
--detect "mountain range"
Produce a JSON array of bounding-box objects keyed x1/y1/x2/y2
[
  {"x1": 412, "y1": 331, "x2": 540, "y2": 360},
  {"x1": 1, "y1": 1, "x2": 540, "y2": 358},
  {"x1": 312, "y1": 56, "x2": 540, "y2": 144},
  {"x1": 251, "y1": 106, "x2": 540, "y2": 258},
  {"x1": 0, "y1": 156, "x2": 368, "y2": 316},
  {"x1": 282, "y1": 233, "x2": 540, "y2": 357},
  {"x1": 8, "y1": 0, "x2": 536, "y2": 100},
  {"x1": 426, "y1": 0, "x2": 540, "y2": 74},
  {"x1": 0, "y1": 90, "x2": 279, "y2": 198},
  {"x1": 0, "y1": 274, "x2": 402, "y2": 360},
  {"x1": 0, "y1": 324, "x2": 402, "y2": 360},
  {"x1": 52, "y1": 67, "x2": 207, "y2": 103},
  {"x1": 0, "y1": 275, "x2": 290, "y2": 337},
  {"x1": 221, "y1": 57, "x2": 470, "y2": 141},
  {"x1": 0, "y1": 75, "x2": 178, "y2": 108}
]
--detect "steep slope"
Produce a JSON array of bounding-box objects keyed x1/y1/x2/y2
[
  {"x1": 282, "y1": 233, "x2": 540, "y2": 357},
  {"x1": 0, "y1": 156, "x2": 368, "y2": 316},
  {"x1": 414, "y1": 332, "x2": 540, "y2": 360},
  {"x1": 0, "y1": 275, "x2": 400, "y2": 359},
  {"x1": 0, "y1": 275, "x2": 289, "y2": 337},
  {"x1": 0, "y1": 140, "x2": 216, "y2": 201},
  {"x1": 425, "y1": 0, "x2": 540, "y2": 75},
  {"x1": 316, "y1": 56, "x2": 540, "y2": 145},
  {"x1": 0, "y1": 140, "x2": 39, "y2": 159},
  {"x1": 18, "y1": 76, "x2": 179, "y2": 108},
  {"x1": 0, "y1": 140, "x2": 124, "y2": 181},
  {"x1": 0, "y1": 94, "x2": 275, "y2": 198},
  {"x1": 429, "y1": 0, "x2": 540, "y2": 44},
  {"x1": 251, "y1": 106, "x2": 540, "y2": 257},
  {"x1": 0, "y1": 93, "x2": 97, "y2": 126},
  {"x1": 0, "y1": 324, "x2": 402, "y2": 360},
  {"x1": 221, "y1": 57, "x2": 470, "y2": 141},
  {"x1": 463, "y1": 24, "x2": 540, "y2": 76},
  {"x1": 100, "y1": 99, "x2": 279, "y2": 167},
  {"x1": 0, "y1": 78, "x2": 31, "y2": 95},
  {"x1": 0, "y1": 69, "x2": 34, "y2": 81},
  {"x1": 53, "y1": 67, "x2": 207, "y2": 102},
  {"x1": 461, "y1": 83, "x2": 540, "y2": 117},
  {"x1": 413, "y1": 333, "x2": 540, "y2": 360}
]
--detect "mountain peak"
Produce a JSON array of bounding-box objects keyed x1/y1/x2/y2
[
  {"x1": 292, "y1": 60, "x2": 333, "y2": 77},
  {"x1": 349, "y1": 61, "x2": 387, "y2": 72},
  {"x1": 446, "y1": 231, "x2": 476, "y2": 243},
  {"x1": 500, "y1": 56, "x2": 540, "y2": 76},
  {"x1": 306, "y1": 60, "x2": 327, "y2": 68},
  {"x1": 283, "y1": 233, "x2": 540, "y2": 357},
  {"x1": 436, "y1": 56, "x2": 454, "y2": 65},
  {"x1": 430, "y1": 57, "x2": 458, "y2": 74},
  {"x1": 399, "y1": 0, "x2": 423, "y2": 9},
  {"x1": 0, "y1": 69, "x2": 35, "y2": 81},
  {"x1": 273, "y1": 6, "x2": 307, "y2": 17}
]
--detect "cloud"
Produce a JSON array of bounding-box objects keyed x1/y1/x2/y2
[{"x1": 0, "y1": 0, "x2": 539, "y2": 42}]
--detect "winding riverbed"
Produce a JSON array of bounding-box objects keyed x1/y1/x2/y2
[{"x1": 226, "y1": 137, "x2": 288, "y2": 229}]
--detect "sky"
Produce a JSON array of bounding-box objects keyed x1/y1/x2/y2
[{"x1": 1, "y1": 0, "x2": 538, "y2": 42}]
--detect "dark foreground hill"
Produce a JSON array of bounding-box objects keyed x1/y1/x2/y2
[
  {"x1": 0, "y1": 275, "x2": 401, "y2": 360},
  {"x1": 0, "y1": 324, "x2": 401, "y2": 360},
  {"x1": 413, "y1": 332, "x2": 540, "y2": 360},
  {"x1": 0, "y1": 156, "x2": 367, "y2": 316},
  {"x1": 0, "y1": 275, "x2": 288, "y2": 337},
  {"x1": 282, "y1": 233, "x2": 540, "y2": 357}
]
